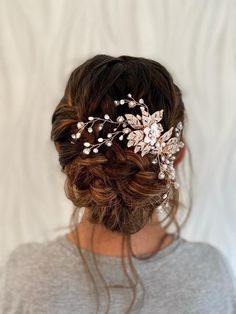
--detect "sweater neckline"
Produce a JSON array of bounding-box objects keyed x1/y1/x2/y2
[{"x1": 57, "y1": 232, "x2": 184, "y2": 265}]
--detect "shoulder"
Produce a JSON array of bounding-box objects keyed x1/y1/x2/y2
[
  {"x1": 0, "y1": 235, "x2": 79, "y2": 309},
  {"x1": 178, "y1": 237, "x2": 236, "y2": 295}
]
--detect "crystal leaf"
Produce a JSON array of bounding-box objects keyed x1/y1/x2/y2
[
  {"x1": 160, "y1": 127, "x2": 173, "y2": 142},
  {"x1": 150, "y1": 110, "x2": 163, "y2": 124},
  {"x1": 141, "y1": 109, "x2": 151, "y2": 126},
  {"x1": 141, "y1": 145, "x2": 151, "y2": 157},
  {"x1": 127, "y1": 130, "x2": 143, "y2": 146},
  {"x1": 124, "y1": 114, "x2": 142, "y2": 129},
  {"x1": 127, "y1": 140, "x2": 135, "y2": 147}
]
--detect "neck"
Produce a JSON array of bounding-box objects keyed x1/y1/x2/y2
[{"x1": 66, "y1": 207, "x2": 175, "y2": 257}]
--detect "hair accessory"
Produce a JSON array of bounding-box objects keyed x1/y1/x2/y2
[{"x1": 71, "y1": 93, "x2": 184, "y2": 212}]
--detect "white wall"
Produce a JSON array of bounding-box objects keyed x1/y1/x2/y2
[{"x1": 0, "y1": 0, "x2": 235, "y2": 274}]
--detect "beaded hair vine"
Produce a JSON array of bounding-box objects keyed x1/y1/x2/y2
[{"x1": 70, "y1": 93, "x2": 184, "y2": 211}]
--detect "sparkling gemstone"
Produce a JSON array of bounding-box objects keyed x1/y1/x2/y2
[
  {"x1": 104, "y1": 114, "x2": 110, "y2": 119},
  {"x1": 152, "y1": 159, "x2": 157, "y2": 164},
  {"x1": 119, "y1": 135, "x2": 124, "y2": 140},
  {"x1": 106, "y1": 140, "x2": 112, "y2": 146},
  {"x1": 158, "y1": 172, "x2": 165, "y2": 180},
  {"x1": 88, "y1": 127, "x2": 93, "y2": 133},
  {"x1": 113, "y1": 128, "x2": 117, "y2": 131},
  {"x1": 88, "y1": 116, "x2": 94, "y2": 121},
  {"x1": 83, "y1": 148, "x2": 90, "y2": 154},
  {"x1": 127, "y1": 93, "x2": 132, "y2": 98},
  {"x1": 71, "y1": 134, "x2": 76, "y2": 139},
  {"x1": 93, "y1": 148, "x2": 99, "y2": 153},
  {"x1": 139, "y1": 98, "x2": 144, "y2": 104},
  {"x1": 98, "y1": 124, "x2": 103, "y2": 130},
  {"x1": 107, "y1": 133, "x2": 112, "y2": 138},
  {"x1": 117, "y1": 116, "x2": 124, "y2": 123},
  {"x1": 76, "y1": 132, "x2": 81, "y2": 139},
  {"x1": 163, "y1": 193, "x2": 167, "y2": 199},
  {"x1": 84, "y1": 142, "x2": 91, "y2": 147},
  {"x1": 114, "y1": 100, "x2": 119, "y2": 106},
  {"x1": 120, "y1": 99, "x2": 125, "y2": 105},
  {"x1": 98, "y1": 138, "x2": 104, "y2": 142}
]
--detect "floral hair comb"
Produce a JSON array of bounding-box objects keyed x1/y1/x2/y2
[{"x1": 71, "y1": 94, "x2": 184, "y2": 207}]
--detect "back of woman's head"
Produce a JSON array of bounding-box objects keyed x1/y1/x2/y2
[{"x1": 51, "y1": 54, "x2": 185, "y2": 235}]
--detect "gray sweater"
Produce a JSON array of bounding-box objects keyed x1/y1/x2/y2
[{"x1": 0, "y1": 234, "x2": 236, "y2": 314}]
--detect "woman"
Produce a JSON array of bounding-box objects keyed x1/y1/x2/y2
[{"x1": 1, "y1": 54, "x2": 235, "y2": 314}]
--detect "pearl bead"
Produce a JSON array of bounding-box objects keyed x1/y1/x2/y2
[
  {"x1": 107, "y1": 133, "x2": 112, "y2": 138},
  {"x1": 84, "y1": 142, "x2": 91, "y2": 147},
  {"x1": 93, "y1": 148, "x2": 99, "y2": 153},
  {"x1": 83, "y1": 148, "x2": 90, "y2": 154},
  {"x1": 104, "y1": 114, "x2": 110, "y2": 119},
  {"x1": 77, "y1": 122, "x2": 84, "y2": 128},
  {"x1": 139, "y1": 98, "x2": 144, "y2": 104},
  {"x1": 119, "y1": 135, "x2": 124, "y2": 140},
  {"x1": 88, "y1": 127, "x2": 93, "y2": 133},
  {"x1": 127, "y1": 93, "x2": 132, "y2": 98},
  {"x1": 106, "y1": 141, "x2": 112, "y2": 146},
  {"x1": 158, "y1": 172, "x2": 165, "y2": 180},
  {"x1": 123, "y1": 128, "x2": 131, "y2": 134},
  {"x1": 88, "y1": 117, "x2": 94, "y2": 121},
  {"x1": 177, "y1": 122, "x2": 183, "y2": 130},
  {"x1": 98, "y1": 138, "x2": 103, "y2": 142},
  {"x1": 117, "y1": 116, "x2": 124, "y2": 123},
  {"x1": 120, "y1": 99, "x2": 125, "y2": 105}
]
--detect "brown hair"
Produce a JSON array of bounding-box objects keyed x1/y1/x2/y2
[{"x1": 50, "y1": 54, "x2": 191, "y2": 313}]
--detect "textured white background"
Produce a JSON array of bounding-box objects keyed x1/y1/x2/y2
[{"x1": 0, "y1": 0, "x2": 236, "y2": 274}]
